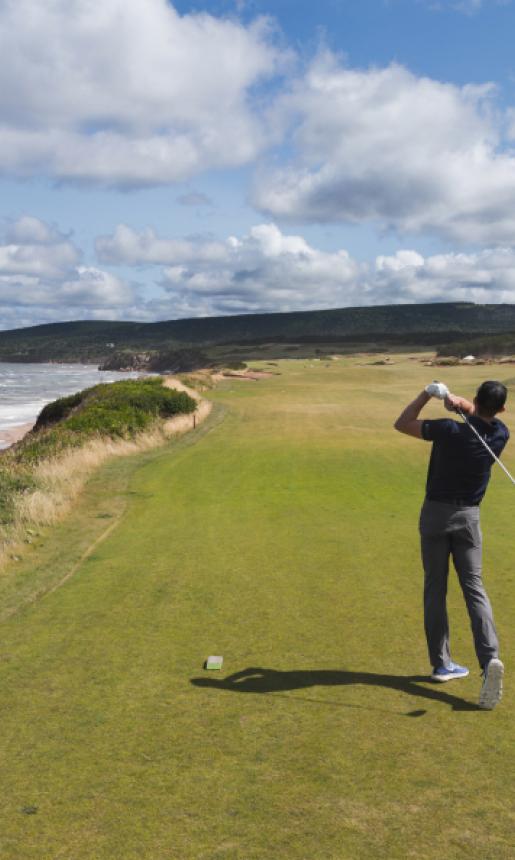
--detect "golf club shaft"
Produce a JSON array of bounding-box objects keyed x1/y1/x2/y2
[{"x1": 457, "y1": 409, "x2": 515, "y2": 486}]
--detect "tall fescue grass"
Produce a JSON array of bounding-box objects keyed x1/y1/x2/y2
[{"x1": 0, "y1": 376, "x2": 209, "y2": 569}]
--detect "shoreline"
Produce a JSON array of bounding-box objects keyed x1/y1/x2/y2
[
  {"x1": 0, "y1": 422, "x2": 34, "y2": 450},
  {"x1": 0, "y1": 374, "x2": 208, "y2": 453},
  {"x1": 0, "y1": 365, "x2": 145, "y2": 454}
]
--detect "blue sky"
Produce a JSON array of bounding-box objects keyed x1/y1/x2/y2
[{"x1": 1, "y1": 0, "x2": 515, "y2": 328}]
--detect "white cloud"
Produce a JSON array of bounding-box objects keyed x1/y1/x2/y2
[
  {"x1": 0, "y1": 218, "x2": 134, "y2": 327},
  {"x1": 2, "y1": 2, "x2": 515, "y2": 250},
  {"x1": 4, "y1": 216, "x2": 66, "y2": 245},
  {"x1": 58, "y1": 267, "x2": 131, "y2": 307},
  {"x1": 96, "y1": 224, "x2": 229, "y2": 266},
  {"x1": 254, "y1": 53, "x2": 515, "y2": 245},
  {"x1": 5, "y1": 217, "x2": 515, "y2": 330},
  {"x1": 376, "y1": 250, "x2": 425, "y2": 273},
  {"x1": 96, "y1": 221, "x2": 515, "y2": 316},
  {"x1": 374, "y1": 247, "x2": 515, "y2": 304},
  {"x1": 0, "y1": 0, "x2": 284, "y2": 187},
  {"x1": 97, "y1": 222, "x2": 363, "y2": 316},
  {"x1": 0, "y1": 218, "x2": 80, "y2": 279}
]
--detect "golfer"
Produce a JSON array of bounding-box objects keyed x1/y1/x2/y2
[{"x1": 394, "y1": 380, "x2": 509, "y2": 709}]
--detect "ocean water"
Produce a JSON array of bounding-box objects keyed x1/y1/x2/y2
[{"x1": 0, "y1": 362, "x2": 141, "y2": 449}]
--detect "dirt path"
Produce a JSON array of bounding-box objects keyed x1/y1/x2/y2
[{"x1": 162, "y1": 375, "x2": 212, "y2": 433}]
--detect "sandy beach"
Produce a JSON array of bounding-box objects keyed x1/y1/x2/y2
[{"x1": 0, "y1": 422, "x2": 34, "y2": 450}]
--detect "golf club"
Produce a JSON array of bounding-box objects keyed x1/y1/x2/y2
[{"x1": 425, "y1": 381, "x2": 515, "y2": 486}]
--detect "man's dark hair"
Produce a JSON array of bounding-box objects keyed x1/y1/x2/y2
[{"x1": 475, "y1": 381, "x2": 508, "y2": 417}]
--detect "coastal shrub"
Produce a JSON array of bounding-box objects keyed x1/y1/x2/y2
[
  {"x1": 14, "y1": 377, "x2": 196, "y2": 465},
  {"x1": 35, "y1": 391, "x2": 86, "y2": 429},
  {"x1": 66, "y1": 379, "x2": 194, "y2": 434}
]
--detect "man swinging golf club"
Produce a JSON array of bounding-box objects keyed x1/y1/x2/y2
[{"x1": 394, "y1": 380, "x2": 510, "y2": 709}]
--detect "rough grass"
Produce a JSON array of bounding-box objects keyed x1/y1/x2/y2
[
  {"x1": 0, "y1": 357, "x2": 514, "y2": 859},
  {"x1": 0, "y1": 377, "x2": 200, "y2": 568}
]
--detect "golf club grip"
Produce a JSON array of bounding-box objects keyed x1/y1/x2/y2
[{"x1": 457, "y1": 410, "x2": 515, "y2": 486}]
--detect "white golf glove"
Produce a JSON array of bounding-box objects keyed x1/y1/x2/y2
[{"x1": 425, "y1": 381, "x2": 450, "y2": 400}]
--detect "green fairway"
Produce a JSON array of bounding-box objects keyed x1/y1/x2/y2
[{"x1": 1, "y1": 358, "x2": 515, "y2": 859}]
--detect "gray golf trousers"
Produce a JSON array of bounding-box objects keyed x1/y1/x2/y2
[{"x1": 419, "y1": 499, "x2": 499, "y2": 669}]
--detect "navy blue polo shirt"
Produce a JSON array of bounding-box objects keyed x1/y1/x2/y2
[{"x1": 421, "y1": 415, "x2": 510, "y2": 505}]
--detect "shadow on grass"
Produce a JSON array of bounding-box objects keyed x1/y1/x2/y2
[{"x1": 190, "y1": 667, "x2": 481, "y2": 713}]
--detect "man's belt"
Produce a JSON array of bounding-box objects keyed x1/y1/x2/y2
[{"x1": 427, "y1": 496, "x2": 479, "y2": 507}]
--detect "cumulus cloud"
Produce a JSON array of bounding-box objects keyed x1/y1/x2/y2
[
  {"x1": 3, "y1": 2, "x2": 515, "y2": 250},
  {"x1": 96, "y1": 221, "x2": 515, "y2": 317},
  {"x1": 5, "y1": 217, "x2": 515, "y2": 330},
  {"x1": 5, "y1": 217, "x2": 515, "y2": 328},
  {"x1": 4, "y1": 216, "x2": 68, "y2": 245},
  {"x1": 254, "y1": 53, "x2": 515, "y2": 245},
  {"x1": 96, "y1": 224, "x2": 229, "y2": 266},
  {"x1": 374, "y1": 247, "x2": 515, "y2": 304},
  {"x1": 57, "y1": 267, "x2": 132, "y2": 307},
  {"x1": 0, "y1": 218, "x2": 80, "y2": 280},
  {"x1": 0, "y1": 0, "x2": 284, "y2": 187},
  {"x1": 0, "y1": 217, "x2": 134, "y2": 329},
  {"x1": 97, "y1": 222, "x2": 363, "y2": 316}
]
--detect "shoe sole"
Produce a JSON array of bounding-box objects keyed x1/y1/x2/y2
[
  {"x1": 478, "y1": 658, "x2": 504, "y2": 710},
  {"x1": 431, "y1": 670, "x2": 469, "y2": 682}
]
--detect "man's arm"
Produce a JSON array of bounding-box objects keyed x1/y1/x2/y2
[{"x1": 394, "y1": 390, "x2": 431, "y2": 438}]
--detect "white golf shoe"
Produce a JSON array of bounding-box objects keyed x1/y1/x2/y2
[{"x1": 478, "y1": 658, "x2": 504, "y2": 710}]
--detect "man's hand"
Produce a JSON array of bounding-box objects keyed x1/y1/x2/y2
[
  {"x1": 425, "y1": 382, "x2": 450, "y2": 400},
  {"x1": 444, "y1": 393, "x2": 461, "y2": 413},
  {"x1": 444, "y1": 394, "x2": 475, "y2": 416}
]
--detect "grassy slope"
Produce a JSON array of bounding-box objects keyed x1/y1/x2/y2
[{"x1": 0, "y1": 358, "x2": 514, "y2": 859}]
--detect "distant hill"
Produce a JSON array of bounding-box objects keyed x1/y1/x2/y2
[{"x1": 1, "y1": 302, "x2": 515, "y2": 369}]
